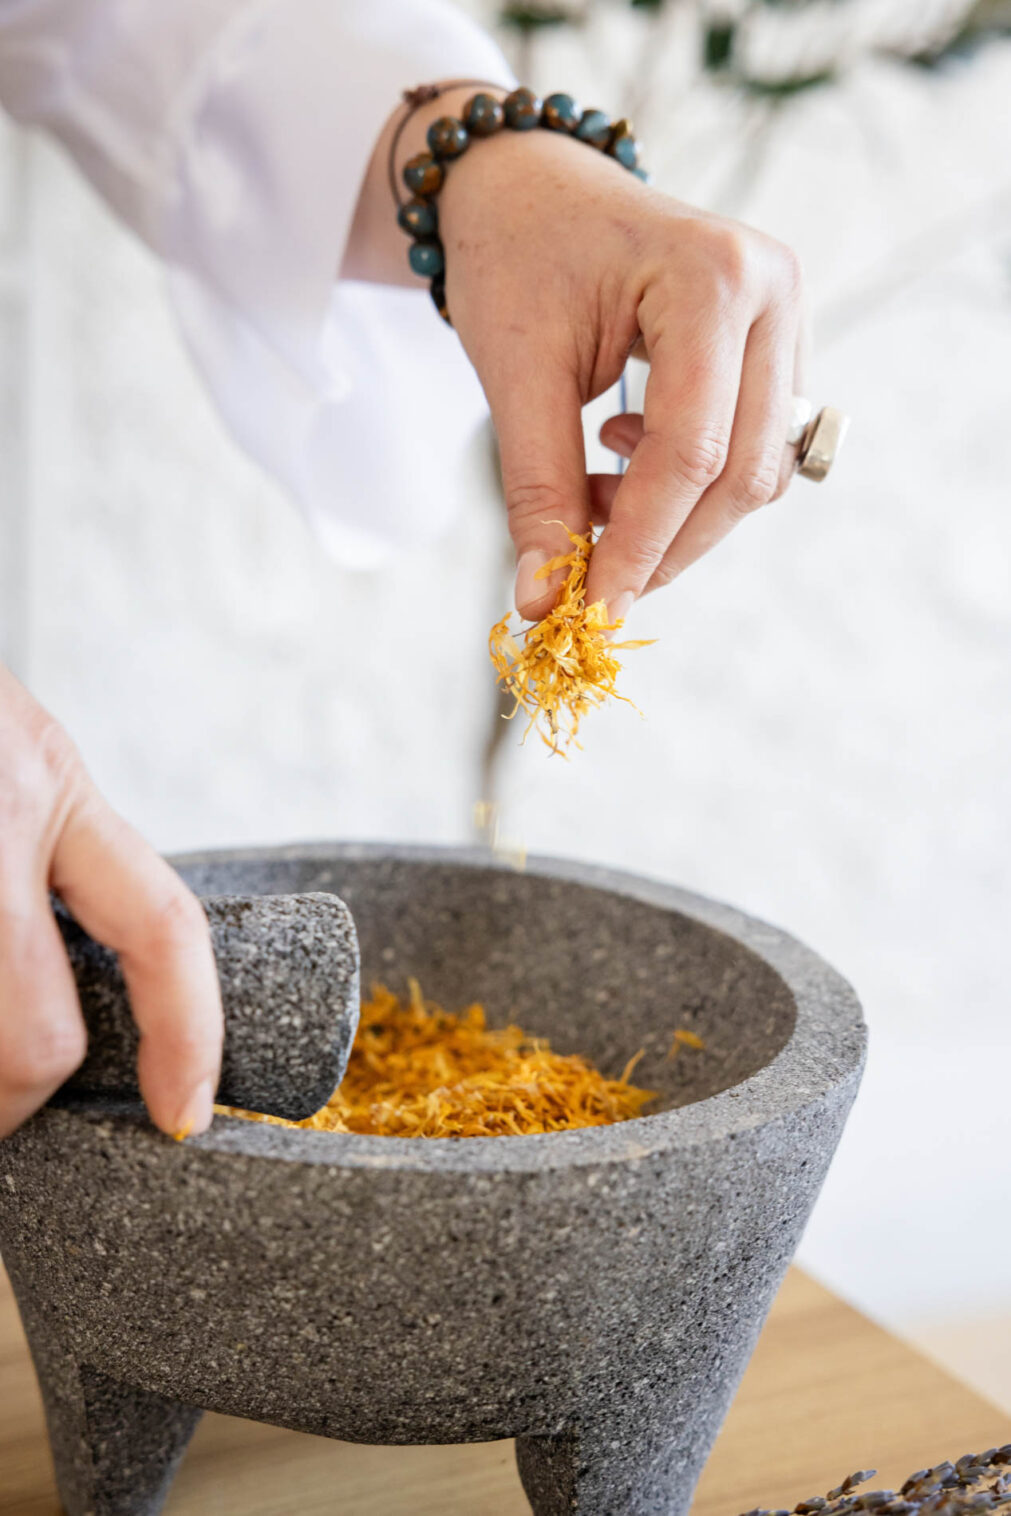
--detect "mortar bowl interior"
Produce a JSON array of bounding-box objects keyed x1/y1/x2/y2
[{"x1": 173, "y1": 844, "x2": 799, "y2": 1123}]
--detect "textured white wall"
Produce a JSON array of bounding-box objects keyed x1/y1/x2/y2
[
  {"x1": 4, "y1": 123, "x2": 506, "y2": 854},
  {"x1": 0, "y1": 15, "x2": 1009, "y2": 1399}
]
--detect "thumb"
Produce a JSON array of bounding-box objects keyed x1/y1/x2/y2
[{"x1": 490, "y1": 366, "x2": 591, "y2": 621}]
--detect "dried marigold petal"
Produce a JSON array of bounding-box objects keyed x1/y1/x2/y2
[
  {"x1": 488, "y1": 528, "x2": 656, "y2": 755},
  {"x1": 667, "y1": 1028, "x2": 706, "y2": 1058},
  {"x1": 219, "y1": 980, "x2": 656, "y2": 1139}
]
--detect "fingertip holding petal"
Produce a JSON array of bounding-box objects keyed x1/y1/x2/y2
[
  {"x1": 514, "y1": 549, "x2": 551, "y2": 616},
  {"x1": 491, "y1": 529, "x2": 655, "y2": 753},
  {"x1": 610, "y1": 592, "x2": 635, "y2": 625}
]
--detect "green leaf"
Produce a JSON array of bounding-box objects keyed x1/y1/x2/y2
[
  {"x1": 703, "y1": 21, "x2": 736, "y2": 71},
  {"x1": 739, "y1": 67, "x2": 838, "y2": 97},
  {"x1": 499, "y1": 2, "x2": 573, "y2": 30}
]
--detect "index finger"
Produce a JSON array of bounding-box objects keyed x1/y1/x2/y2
[
  {"x1": 0, "y1": 874, "x2": 88, "y2": 1137},
  {"x1": 583, "y1": 308, "x2": 749, "y2": 615},
  {"x1": 488, "y1": 355, "x2": 593, "y2": 621},
  {"x1": 52, "y1": 789, "x2": 223, "y2": 1137}
]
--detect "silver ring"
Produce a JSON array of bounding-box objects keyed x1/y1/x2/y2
[{"x1": 795, "y1": 404, "x2": 850, "y2": 482}]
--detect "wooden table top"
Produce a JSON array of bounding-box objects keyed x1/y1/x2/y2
[{"x1": 1, "y1": 1264, "x2": 1006, "y2": 1515}]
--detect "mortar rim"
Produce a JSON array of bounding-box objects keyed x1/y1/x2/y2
[{"x1": 157, "y1": 842, "x2": 867, "y2": 1175}]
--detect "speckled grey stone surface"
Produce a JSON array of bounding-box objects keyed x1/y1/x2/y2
[
  {"x1": 0, "y1": 844, "x2": 866, "y2": 1516},
  {"x1": 58, "y1": 891, "x2": 360, "y2": 1121}
]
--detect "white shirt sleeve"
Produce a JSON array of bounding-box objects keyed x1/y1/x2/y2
[{"x1": 0, "y1": 0, "x2": 514, "y2": 566}]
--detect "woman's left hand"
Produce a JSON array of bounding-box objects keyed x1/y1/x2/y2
[
  {"x1": 438, "y1": 118, "x2": 806, "y2": 623},
  {"x1": 344, "y1": 85, "x2": 808, "y2": 623}
]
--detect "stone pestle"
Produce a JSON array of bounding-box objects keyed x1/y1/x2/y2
[{"x1": 54, "y1": 893, "x2": 360, "y2": 1122}]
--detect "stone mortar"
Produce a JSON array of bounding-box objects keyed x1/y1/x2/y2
[{"x1": 0, "y1": 843, "x2": 866, "y2": 1516}]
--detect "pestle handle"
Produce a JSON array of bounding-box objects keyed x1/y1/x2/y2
[{"x1": 56, "y1": 893, "x2": 360, "y2": 1122}]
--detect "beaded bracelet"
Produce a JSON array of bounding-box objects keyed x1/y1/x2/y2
[{"x1": 390, "y1": 84, "x2": 649, "y2": 326}]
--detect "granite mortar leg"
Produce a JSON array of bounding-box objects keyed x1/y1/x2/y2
[
  {"x1": 516, "y1": 1405, "x2": 703, "y2": 1516},
  {"x1": 10, "y1": 1267, "x2": 201, "y2": 1516}
]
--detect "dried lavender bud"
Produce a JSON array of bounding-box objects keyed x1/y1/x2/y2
[
  {"x1": 904, "y1": 1475, "x2": 933, "y2": 1495},
  {"x1": 757, "y1": 1450, "x2": 1011, "y2": 1516}
]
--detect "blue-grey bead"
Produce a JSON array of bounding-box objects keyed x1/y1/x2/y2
[
  {"x1": 542, "y1": 92, "x2": 580, "y2": 133},
  {"x1": 426, "y1": 115, "x2": 469, "y2": 160},
  {"x1": 575, "y1": 108, "x2": 611, "y2": 149},
  {"x1": 408, "y1": 240, "x2": 444, "y2": 278},
  {"x1": 403, "y1": 153, "x2": 443, "y2": 196},
  {"x1": 464, "y1": 92, "x2": 505, "y2": 137},
  {"x1": 397, "y1": 198, "x2": 438, "y2": 239},
  {"x1": 610, "y1": 132, "x2": 640, "y2": 170},
  {"x1": 633, "y1": 166, "x2": 651, "y2": 183},
  {"x1": 504, "y1": 87, "x2": 542, "y2": 131}
]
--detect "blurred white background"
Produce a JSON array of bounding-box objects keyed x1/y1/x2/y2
[{"x1": 1, "y1": 0, "x2": 1009, "y2": 1409}]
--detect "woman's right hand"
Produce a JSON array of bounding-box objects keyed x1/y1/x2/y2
[{"x1": 0, "y1": 665, "x2": 223, "y2": 1139}]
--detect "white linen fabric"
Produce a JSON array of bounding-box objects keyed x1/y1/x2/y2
[{"x1": 0, "y1": 0, "x2": 514, "y2": 564}]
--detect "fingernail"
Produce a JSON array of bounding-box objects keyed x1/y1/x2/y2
[
  {"x1": 610, "y1": 592, "x2": 634, "y2": 625},
  {"x1": 173, "y1": 1078, "x2": 216, "y2": 1141},
  {"x1": 514, "y1": 550, "x2": 551, "y2": 617}
]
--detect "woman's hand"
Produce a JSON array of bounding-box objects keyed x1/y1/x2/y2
[
  {"x1": 0, "y1": 665, "x2": 222, "y2": 1139},
  {"x1": 345, "y1": 86, "x2": 806, "y2": 622},
  {"x1": 440, "y1": 124, "x2": 806, "y2": 622}
]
